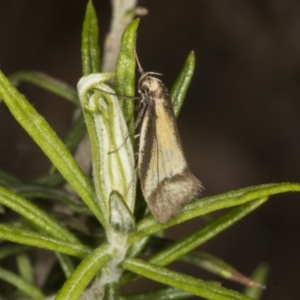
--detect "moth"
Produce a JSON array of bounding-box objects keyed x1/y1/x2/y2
[{"x1": 136, "y1": 57, "x2": 203, "y2": 224}]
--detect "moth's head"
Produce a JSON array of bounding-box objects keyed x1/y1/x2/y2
[{"x1": 138, "y1": 72, "x2": 162, "y2": 95}]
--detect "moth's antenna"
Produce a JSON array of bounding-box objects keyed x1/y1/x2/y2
[{"x1": 134, "y1": 47, "x2": 144, "y2": 75}]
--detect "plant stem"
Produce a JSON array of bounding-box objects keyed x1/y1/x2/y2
[{"x1": 102, "y1": 0, "x2": 137, "y2": 72}]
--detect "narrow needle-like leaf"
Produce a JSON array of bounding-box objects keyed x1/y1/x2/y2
[
  {"x1": 149, "y1": 198, "x2": 267, "y2": 267},
  {"x1": 244, "y1": 263, "x2": 269, "y2": 299},
  {"x1": 9, "y1": 71, "x2": 79, "y2": 104},
  {"x1": 123, "y1": 198, "x2": 266, "y2": 285},
  {"x1": 170, "y1": 51, "x2": 195, "y2": 117},
  {"x1": 115, "y1": 18, "x2": 140, "y2": 130},
  {"x1": 123, "y1": 258, "x2": 254, "y2": 300},
  {"x1": 82, "y1": 0, "x2": 101, "y2": 75},
  {"x1": 0, "y1": 186, "x2": 80, "y2": 243},
  {"x1": 0, "y1": 267, "x2": 45, "y2": 300},
  {"x1": 0, "y1": 225, "x2": 90, "y2": 258},
  {"x1": 0, "y1": 70, "x2": 105, "y2": 225},
  {"x1": 55, "y1": 243, "x2": 113, "y2": 300},
  {"x1": 129, "y1": 183, "x2": 300, "y2": 243}
]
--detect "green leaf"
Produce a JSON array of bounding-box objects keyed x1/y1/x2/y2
[
  {"x1": 149, "y1": 198, "x2": 267, "y2": 267},
  {"x1": 31, "y1": 172, "x2": 65, "y2": 187},
  {"x1": 0, "y1": 168, "x2": 23, "y2": 188},
  {"x1": 0, "y1": 224, "x2": 90, "y2": 258},
  {"x1": 115, "y1": 18, "x2": 140, "y2": 130},
  {"x1": 16, "y1": 252, "x2": 34, "y2": 284},
  {"x1": 0, "y1": 267, "x2": 45, "y2": 300},
  {"x1": 14, "y1": 185, "x2": 90, "y2": 214},
  {"x1": 123, "y1": 258, "x2": 254, "y2": 300},
  {"x1": 8, "y1": 71, "x2": 87, "y2": 183},
  {"x1": 9, "y1": 71, "x2": 79, "y2": 104},
  {"x1": 0, "y1": 245, "x2": 30, "y2": 260},
  {"x1": 124, "y1": 286, "x2": 192, "y2": 300},
  {"x1": 48, "y1": 113, "x2": 88, "y2": 177},
  {"x1": 244, "y1": 263, "x2": 268, "y2": 299},
  {"x1": 182, "y1": 252, "x2": 264, "y2": 289},
  {"x1": 81, "y1": 0, "x2": 101, "y2": 75},
  {"x1": 170, "y1": 51, "x2": 195, "y2": 117},
  {"x1": 62, "y1": 112, "x2": 87, "y2": 154},
  {"x1": 55, "y1": 243, "x2": 113, "y2": 300},
  {"x1": 0, "y1": 70, "x2": 105, "y2": 226},
  {"x1": 56, "y1": 253, "x2": 75, "y2": 278},
  {"x1": 0, "y1": 185, "x2": 80, "y2": 243},
  {"x1": 129, "y1": 182, "x2": 300, "y2": 244},
  {"x1": 123, "y1": 198, "x2": 267, "y2": 285}
]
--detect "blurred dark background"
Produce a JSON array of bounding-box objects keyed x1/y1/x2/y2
[{"x1": 1, "y1": 0, "x2": 300, "y2": 299}]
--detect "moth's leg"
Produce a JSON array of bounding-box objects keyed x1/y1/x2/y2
[
  {"x1": 107, "y1": 133, "x2": 139, "y2": 154},
  {"x1": 108, "y1": 102, "x2": 147, "y2": 154}
]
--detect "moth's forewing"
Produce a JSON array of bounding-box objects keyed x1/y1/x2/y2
[{"x1": 138, "y1": 76, "x2": 202, "y2": 223}]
